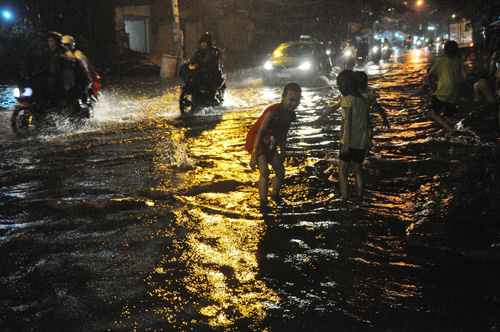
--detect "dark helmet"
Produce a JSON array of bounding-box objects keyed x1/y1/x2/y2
[
  {"x1": 444, "y1": 40, "x2": 459, "y2": 56},
  {"x1": 47, "y1": 31, "x2": 62, "y2": 43},
  {"x1": 199, "y1": 32, "x2": 213, "y2": 46}
]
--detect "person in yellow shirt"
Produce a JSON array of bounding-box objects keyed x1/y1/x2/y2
[{"x1": 425, "y1": 40, "x2": 466, "y2": 133}]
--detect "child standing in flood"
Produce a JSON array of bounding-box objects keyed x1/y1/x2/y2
[
  {"x1": 245, "y1": 83, "x2": 302, "y2": 205},
  {"x1": 337, "y1": 70, "x2": 371, "y2": 203},
  {"x1": 425, "y1": 40, "x2": 466, "y2": 133},
  {"x1": 354, "y1": 71, "x2": 391, "y2": 133}
]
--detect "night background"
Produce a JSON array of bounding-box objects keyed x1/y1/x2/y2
[
  {"x1": 1, "y1": 0, "x2": 500, "y2": 78},
  {"x1": 1, "y1": 1, "x2": 500, "y2": 332}
]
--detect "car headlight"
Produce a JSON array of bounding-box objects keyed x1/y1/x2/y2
[
  {"x1": 264, "y1": 61, "x2": 273, "y2": 70},
  {"x1": 298, "y1": 61, "x2": 311, "y2": 70}
]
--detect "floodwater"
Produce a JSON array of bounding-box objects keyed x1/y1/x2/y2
[{"x1": 1, "y1": 49, "x2": 499, "y2": 331}]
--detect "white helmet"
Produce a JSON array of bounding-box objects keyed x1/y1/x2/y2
[{"x1": 62, "y1": 35, "x2": 75, "y2": 49}]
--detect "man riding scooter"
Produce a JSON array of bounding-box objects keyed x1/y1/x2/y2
[{"x1": 188, "y1": 32, "x2": 224, "y2": 99}]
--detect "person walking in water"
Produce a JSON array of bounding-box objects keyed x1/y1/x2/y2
[
  {"x1": 245, "y1": 83, "x2": 302, "y2": 206},
  {"x1": 425, "y1": 40, "x2": 466, "y2": 133},
  {"x1": 337, "y1": 70, "x2": 371, "y2": 203}
]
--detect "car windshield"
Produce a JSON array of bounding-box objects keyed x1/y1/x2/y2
[{"x1": 278, "y1": 44, "x2": 313, "y2": 57}]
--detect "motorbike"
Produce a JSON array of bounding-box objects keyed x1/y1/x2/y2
[
  {"x1": 369, "y1": 45, "x2": 381, "y2": 64},
  {"x1": 179, "y1": 62, "x2": 226, "y2": 114},
  {"x1": 10, "y1": 72, "x2": 97, "y2": 133},
  {"x1": 381, "y1": 44, "x2": 392, "y2": 61},
  {"x1": 356, "y1": 54, "x2": 367, "y2": 67},
  {"x1": 342, "y1": 49, "x2": 356, "y2": 70}
]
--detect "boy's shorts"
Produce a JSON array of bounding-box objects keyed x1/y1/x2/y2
[
  {"x1": 339, "y1": 147, "x2": 367, "y2": 164},
  {"x1": 431, "y1": 96, "x2": 457, "y2": 117}
]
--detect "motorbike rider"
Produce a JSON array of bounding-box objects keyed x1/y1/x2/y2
[
  {"x1": 62, "y1": 35, "x2": 100, "y2": 100},
  {"x1": 357, "y1": 39, "x2": 369, "y2": 64},
  {"x1": 381, "y1": 38, "x2": 392, "y2": 60},
  {"x1": 190, "y1": 32, "x2": 224, "y2": 96},
  {"x1": 62, "y1": 35, "x2": 90, "y2": 74},
  {"x1": 43, "y1": 31, "x2": 66, "y2": 101},
  {"x1": 341, "y1": 39, "x2": 357, "y2": 69},
  {"x1": 41, "y1": 31, "x2": 90, "y2": 106}
]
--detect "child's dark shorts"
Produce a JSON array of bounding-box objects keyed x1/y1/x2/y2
[
  {"x1": 431, "y1": 96, "x2": 457, "y2": 117},
  {"x1": 339, "y1": 147, "x2": 367, "y2": 164}
]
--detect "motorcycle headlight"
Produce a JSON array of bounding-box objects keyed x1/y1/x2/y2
[
  {"x1": 264, "y1": 61, "x2": 273, "y2": 70},
  {"x1": 344, "y1": 50, "x2": 352, "y2": 57},
  {"x1": 22, "y1": 87, "x2": 33, "y2": 97},
  {"x1": 372, "y1": 46, "x2": 379, "y2": 53},
  {"x1": 14, "y1": 87, "x2": 33, "y2": 98},
  {"x1": 298, "y1": 61, "x2": 311, "y2": 70}
]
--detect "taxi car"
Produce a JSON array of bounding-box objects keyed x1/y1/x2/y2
[{"x1": 262, "y1": 36, "x2": 333, "y2": 85}]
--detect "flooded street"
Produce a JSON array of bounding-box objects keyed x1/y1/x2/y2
[{"x1": 1, "y1": 50, "x2": 500, "y2": 331}]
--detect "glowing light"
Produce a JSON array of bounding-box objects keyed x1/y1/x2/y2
[
  {"x1": 2, "y1": 10, "x2": 13, "y2": 20},
  {"x1": 298, "y1": 61, "x2": 311, "y2": 70}
]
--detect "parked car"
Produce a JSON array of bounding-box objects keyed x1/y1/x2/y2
[{"x1": 262, "y1": 36, "x2": 333, "y2": 86}]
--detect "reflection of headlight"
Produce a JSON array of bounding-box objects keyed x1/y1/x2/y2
[
  {"x1": 298, "y1": 61, "x2": 311, "y2": 70},
  {"x1": 264, "y1": 61, "x2": 273, "y2": 70}
]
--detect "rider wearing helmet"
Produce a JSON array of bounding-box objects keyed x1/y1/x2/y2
[
  {"x1": 62, "y1": 35, "x2": 89, "y2": 73},
  {"x1": 62, "y1": 35, "x2": 100, "y2": 99},
  {"x1": 190, "y1": 32, "x2": 224, "y2": 94}
]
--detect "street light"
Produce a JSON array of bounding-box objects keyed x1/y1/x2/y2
[{"x1": 2, "y1": 10, "x2": 13, "y2": 20}]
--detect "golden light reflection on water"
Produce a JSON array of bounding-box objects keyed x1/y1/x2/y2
[
  {"x1": 147, "y1": 204, "x2": 279, "y2": 329},
  {"x1": 144, "y1": 110, "x2": 280, "y2": 329}
]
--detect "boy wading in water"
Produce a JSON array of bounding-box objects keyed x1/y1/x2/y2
[
  {"x1": 425, "y1": 40, "x2": 466, "y2": 133},
  {"x1": 245, "y1": 83, "x2": 302, "y2": 205},
  {"x1": 337, "y1": 70, "x2": 371, "y2": 203}
]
